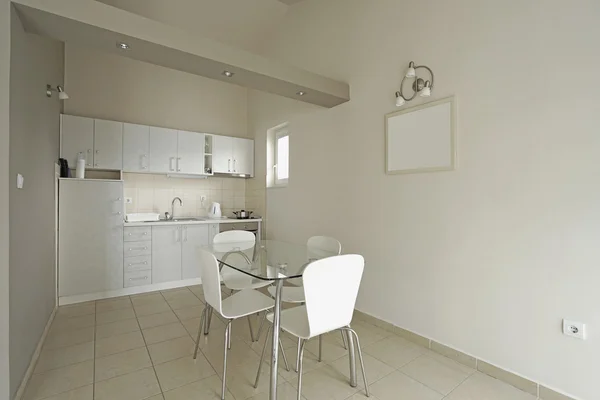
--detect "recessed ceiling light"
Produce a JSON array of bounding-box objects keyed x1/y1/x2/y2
[
  {"x1": 222, "y1": 71, "x2": 234, "y2": 78},
  {"x1": 117, "y1": 42, "x2": 130, "y2": 50},
  {"x1": 296, "y1": 91, "x2": 306, "y2": 96}
]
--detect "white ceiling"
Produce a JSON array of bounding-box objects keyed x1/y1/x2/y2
[{"x1": 96, "y1": 0, "x2": 289, "y2": 53}]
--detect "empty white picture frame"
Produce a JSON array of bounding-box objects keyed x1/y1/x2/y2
[{"x1": 385, "y1": 96, "x2": 456, "y2": 174}]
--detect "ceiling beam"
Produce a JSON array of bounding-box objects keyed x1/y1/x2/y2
[{"x1": 12, "y1": 0, "x2": 349, "y2": 108}]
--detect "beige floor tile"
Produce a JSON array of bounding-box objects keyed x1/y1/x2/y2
[
  {"x1": 421, "y1": 350, "x2": 476, "y2": 376},
  {"x1": 95, "y1": 331, "x2": 146, "y2": 358},
  {"x1": 138, "y1": 310, "x2": 179, "y2": 329},
  {"x1": 44, "y1": 327, "x2": 95, "y2": 350},
  {"x1": 50, "y1": 314, "x2": 96, "y2": 333},
  {"x1": 219, "y1": 359, "x2": 275, "y2": 400},
  {"x1": 363, "y1": 335, "x2": 425, "y2": 369},
  {"x1": 95, "y1": 318, "x2": 140, "y2": 340},
  {"x1": 38, "y1": 384, "x2": 93, "y2": 400},
  {"x1": 162, "y1": 375, "x2": 233, "y2": 400},
  {"x1": 345, "y1": 394, "x2": 380, "y2": 400},
  {"x1": 263, "y1": 346, "x2": 324, "y2": 383},
  {"x1": 96, "y1": 307, "x2": 136, "y2": 325},
  {"x1": 204, "y1": 339, "x2": 261, "y2": 372},
  {"x1": 161, "y1": 288, "x2": 191, "y2": 300},
  {"x1": 147, "y1": 336, "x2": 196, "y2": 365},
  {"x1": 142, "y1": 322, "x2": 189, "y2": 345},
  {"x1": 445, "y1": 372, "x2": 537, "y2": 400},
  {"x1": 249, "y1": 382, "x2": 307, "y2": 400},
  {"x1": 56, "y1": 303, "x2": 95, "y2": 319},
  {"x1": 539, "y1": 385, "x2": 575, "y2": 400},
  {"x1": 288, "y1": 364, "x2": 359, "y2": 400},
  {"x1": 345, "y1": 322, "x2": 393, "y2": 347},
  {"x1": 303, "y1": 336, "x2": 348, "y2": 363},
  {"x1": 173, "y1": 305, "x2": 205, "y2": 321},
  {"x1": 182, "y1": 316, "x2": 226, "y2": 340},
  {"x1": 165, "y1": 291, "x2": 203, "y2": 310},
  {"x1": 134, "y1": 301, "x2": 172, "y2": 317},
  {"x1": 154, "y1": 355, "x2": 216, "y2": 391},
  {"x1": 23, "y1": 361, "x2": 93, "y2": 400},
  {"x1": 95, "y1": 347, "x2": 152, "y2": 382},
  {"x1": 329, "y1": 354, "x2": 394, "y2": 385},
  {"x1": 144, "y1": 395, "x2": 165, "y2": 400},
  {"x1": 369, "y1": 371, "x2": 442, "y2": 400},
  {"x1": 96, "y1": 297, "x2": 132, "y2": 313},
  {"x1": 187, "y1": 285, "x2": 206, "y2": 301},
  {"x1": 34, "y1": 342, "x2": 94, "y2": 374},
  {"x1": 131, "y1": 293, "x2": 165, "y2": 307},
  {"x1": 94, "y1": 367, "x2": 161, "y2": 400},
  {"x1": 400, "y1": 354, "x2": 472, "y2": 395}
]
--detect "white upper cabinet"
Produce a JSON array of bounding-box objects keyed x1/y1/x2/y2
[
  {"x1": 61, "y1": 115, "x2": 94, "y2": 168},
  {"x1": 232, "y1": 137, "x2": 254, "y2": 176},
  {"x1": 212, "y1": 135, "x2": 233, "y2": 173},
  {"x1": 177, "y1": 130, "x2": 205, "y2": 175},
  {"x1": 94, "y1": 119, "x2": 123, "y2": 170},
  {"x1": 123, "y1": 123, "x2": 150, "y2": 172},
  {"x1": 149, "y1": 127, "x2": 178, "y2": 174}
]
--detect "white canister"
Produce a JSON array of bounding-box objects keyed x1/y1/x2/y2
[{"x1": 75, "y1": 157, "x2": 85, "y2": 179}]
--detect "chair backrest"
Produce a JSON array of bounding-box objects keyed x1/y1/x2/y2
[
  {"x1": 196, "y1": 249, "x2": 224, "y2": 316},
  {"x1": 212, "y1": 231, "x2": 256, "y2": 279},
  {"x1": 306, "y1": 236, "x2": 341, "y2": 262},
  {"x1": 303, "y1": 254, "x2": 364, "y2": 337},
  {"x1": 213, "y1": 230, "x2": 256, "y2": 245}
]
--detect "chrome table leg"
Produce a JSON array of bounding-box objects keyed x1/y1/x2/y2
[{"x1": 270, "y1": 280, "x2": 284, "y2": 399}]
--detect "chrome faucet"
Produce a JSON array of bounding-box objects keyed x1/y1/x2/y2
[{"x1": 166, "y1": 197, "x2": 183, "y2": 220}]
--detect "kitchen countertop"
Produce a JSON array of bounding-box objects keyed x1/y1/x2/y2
[{"x1": 124, "y1": 217, "x2": 262, "y2": 227}]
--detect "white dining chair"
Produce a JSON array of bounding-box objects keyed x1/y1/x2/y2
[
  {"x1": 254, "y1": 254, "x2": 370, "y2": 399},
  {"x1": 265, "y1": 236, "x2": 348, "y2": 361},
  {"x1": 193, "y1": 249, "x2": 289, "y2": 400},
  {"x1": 211, "y1": 230, "x2": 273, "y2": 341}
]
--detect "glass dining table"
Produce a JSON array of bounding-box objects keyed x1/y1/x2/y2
[{"x1": 198, "y1": 239, "x2": 358, "y2": 400}]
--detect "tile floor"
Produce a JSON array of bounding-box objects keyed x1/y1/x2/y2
[{"x1": 23, "y1": 285, "x2": 540, "y2": 400}]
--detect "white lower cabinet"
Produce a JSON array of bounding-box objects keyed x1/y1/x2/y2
[
  {"x1": 152, "y1": 226, "x2": 183, "y2": 284},
  {"x1": 182, "y1": 225, "x2": 209, "y2": 279}
]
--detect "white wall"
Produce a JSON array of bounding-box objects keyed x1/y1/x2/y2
[
  {"x1": 250, "y1": 1, "x2": 600, "y2": 398},
  {"x1": 9, "y1": 8, "x2": 64, "y2": 397},
  {"x1": 0, "y1": 0, "x2": 11, "y2": 398},
  {"x1": 64, "y1": 44, "x2": 249, "y2": 138}
]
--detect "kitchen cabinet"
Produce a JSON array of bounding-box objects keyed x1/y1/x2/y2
[
  {"x1": 123, "y1": 123, "x2": 150, "y2": 172},
  {"x1": 149, "y1": 127, "x2": 178, "y2": 173},
  {"x1": 181, "y1": 225, "x2": 210, "y2": 279},
  {"x1": 177, "y1": 130, "x2": 205, "y2": 175},
  {"x1": 60, "y1": 115, "x2": 94, "y2": 168},
  {"x1": 232, "y1": 137, "x2": 254, "y2": 176},
  {"x1": 212, "y1": 135, "x2": 254, "y2": 176},
  {"x1": 59, "y1": 180, "x2": 124, "y2": 297},
  {"x1": 152, "y1": 225, "x2": 183, "y2": 284},
  {"x1": 94, "y1": 119, "x2": 123, "y2": 170}
]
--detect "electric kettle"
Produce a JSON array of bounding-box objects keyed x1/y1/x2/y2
[{"x1": 208, "y1": 202, "x2": 222, "y2": 219}]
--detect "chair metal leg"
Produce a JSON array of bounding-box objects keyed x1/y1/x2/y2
[
  {"x1": 279, "y1": 337, "x2": 290, "y2": 371},
  {"x1": 254, "y1": 325, "x2": 273, "y2": 388},
  {"x1": 295, "y1": 337, "x2": 301, "y2": 372},
  {"x1": 256, "y1": 311, "x2": 267, "y2": 342},
  {"x1": 247, "y1": 315, "x2": 256, "y2": 342},
  {"x1": 345, "y1": 328, "x2": 370, "y2": 397},
  {"x1": 227, "y1": 323, "x2": 232, "y2": 350},
  {"x1": 204, "y1": 306, "x2": 213, "y2": 335},
  {"x1": 222, "y1": 321, "x2": 232, "y2": 400},
  {"x1": 297, "y1": 339, "x2": 306, "y2": 400},
  {"x1": 193, "y1": 307, "x2": 207, "y2": 359},
  {"x1": 341, "y1": 330, "x2": 348, "y2": 350},
  {"x1": 318, "y1": 335, "x2": 323, "y2": 362}
]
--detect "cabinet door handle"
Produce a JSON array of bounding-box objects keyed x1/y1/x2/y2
[
  {"x1": 233, "y1": 159, "x2": 236, "y2": 172},
  {"x1": 169, "y1": 157, "x2": 175, "y2": 171},
  {"x1": 128, "y1": 246, "x2": 148, "y2": 251},
  {"x1": 228, "y1": 159, "x2": 231, "y2": 172},
  {"x1": 175, "y1": 227, "x2": 180, "y2": 242},
  {"x1": 128, "y1": 261, "x2": 148, "y2": 266},
  {"x1": 142, "y1": 154, "x2": 147, "y2": 170},
  {"x1": 177, "y1": 157, "x2": 181, "y2": 172},
  {"x1": 129, "y1": 276, "x2": 149, "y2": 281}
]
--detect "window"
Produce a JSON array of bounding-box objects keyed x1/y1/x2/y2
[{"x1": 275, "y1": 132, "x2": 289, "y2": 185}]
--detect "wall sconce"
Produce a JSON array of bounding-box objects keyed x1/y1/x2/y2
[
  {"x1": 395, "y1": 61, "x2": 434, "y2": 107},
  {"x1": 46, "y1": 84, "x2": 69, "y2": 100}
]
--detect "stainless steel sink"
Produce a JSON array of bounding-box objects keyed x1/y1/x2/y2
[{"x1": 149, "y1": 217, "x2": 206, "y2": 223}]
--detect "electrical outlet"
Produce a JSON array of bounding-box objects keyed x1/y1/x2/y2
[
  {"x1": 563, "y1": 319, "x2": 586, "y2": 340},
  {"x1": 125, "y1": 197, "x2": 133, "y2": 204}
]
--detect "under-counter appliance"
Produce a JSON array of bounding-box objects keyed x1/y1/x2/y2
[{"x1": 219, "y1": 219, "x2": 260, "y2": 236}]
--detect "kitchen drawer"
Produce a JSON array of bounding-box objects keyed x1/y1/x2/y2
[
  {"x1": 220, "y1": 222, "x2": 259, "y2": 232},
  {"x1": 124, "y1": 270, "x2": 152, "y2": 288},
  {"x1": 124, "y1": 227, "x2": 151, "y2": 242},
  {"x1": 124, "y1": 255, "x2": 151, "y2": 273},
  {"x1": 124, "y1": 240, "x2": 151, "y2": 257}
]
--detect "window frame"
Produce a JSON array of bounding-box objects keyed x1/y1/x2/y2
[{"x1": 273, "y1": 128, "x2": 289, "y2": 187}]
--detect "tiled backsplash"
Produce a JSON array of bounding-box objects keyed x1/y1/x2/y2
[{"x1": 123, "y1": 173, "x2": 246, "y2": 218}]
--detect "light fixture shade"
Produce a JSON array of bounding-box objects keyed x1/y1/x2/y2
[
  {"x1": 419, "y1": 83, "x2": 431, "y2": 97},
  {"x1": 58, "y1": 92, "x2": 69, "y2": 100},
  {"x1": 405, "y1": 66, "x2": 416, "y2": 78},
  {"x1": 395, "y1": 92, "x2": 405, "y2": 107}
]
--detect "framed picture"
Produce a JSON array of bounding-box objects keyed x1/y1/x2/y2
[{"x1": 385, "y1": 96, "x2": 456, "y2": 174}]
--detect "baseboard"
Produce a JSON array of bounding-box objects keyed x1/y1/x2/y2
[
  {"x1": 353, "y1": 309, "x2": 579, "y2": 400},
  {"x1": 13, "y1": 305, "x2": 57, "y2": 400},
  {"x1": 59, "y1": 278, "x2": 203, "y2": 306}
]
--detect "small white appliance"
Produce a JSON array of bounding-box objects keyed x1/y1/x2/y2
[{"x1": 208, "y1": 202, "x2": 222, "y2": 219}]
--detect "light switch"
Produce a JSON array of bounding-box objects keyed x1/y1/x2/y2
[{"x1": 16, "y1": 174, "x2": 24, "y2": 189}]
